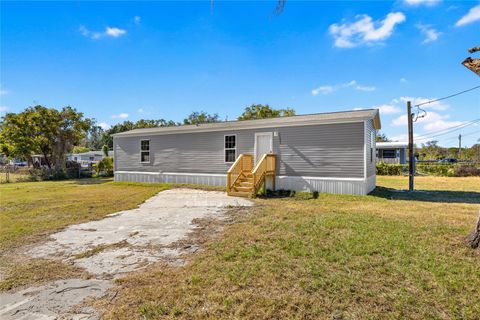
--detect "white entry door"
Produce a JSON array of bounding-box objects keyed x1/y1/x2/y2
[{"x1": 254, "y1": 132, "x2": 273, "y2": 164}]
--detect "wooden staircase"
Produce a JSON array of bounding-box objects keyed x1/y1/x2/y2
[{"x1": 227, "y1": 154, "x2": 276, "y2": 197}]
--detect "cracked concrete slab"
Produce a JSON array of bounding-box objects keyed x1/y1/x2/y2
[
  {"x1": 1, "y1": 188, "x2": 252, "y2": 319},
  {"x1": 0, "y1": 279, "x2": 112, "y2": 320},
  {"x1": 29, "y1": 189, "x2": 252, "y2": 275}
]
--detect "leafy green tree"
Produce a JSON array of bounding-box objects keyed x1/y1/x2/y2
[
  {"x1": 183, "y1": 111, "x2": 220, "y2": 125},
  {"x1": 376, "y1": 132, "x2": 390, "y2": 142},
  {"x1": 0, "y1": 105, "x2": 91, "y2": 169},
  {"x1": 418, "y1": 141, "x2": 447, "y2": 161},
  {"x1": 83, "y1": 124, "x2": 105, "y2": 150},
  {"x1": 72, "y1": 146, "x2": 90, "y2": 154},
  {"x1": 237, "y1": 104, "x2": 296, "y2": 121},
  {"x1": 102, "y1": 119, "x2": 179, "y2": 148}
]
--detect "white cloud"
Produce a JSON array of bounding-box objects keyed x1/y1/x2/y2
[
  {"x1": 400, "y1": 77, "x2": 408, "y2": 83},
  {"x1": 356, "y1": 85, "x2": 376, "y2": 92},
  {"x1": 98, "y1": 122, "x2": 111, "y2": 130},
  {"x1": 399, "y1": 96, "x2": 449, "y2": 111},
  {"x1": 312, "y1": 80, "x2": 375, "y2": 96},
  {"x1": 377, "y1": 104, "x2": 401, "y2": 114},
  {"x1": 416, "y1": 24, "x2": 441, "y2": 43},
  {"x1": 111, "y1": 113, "x2": 129, "y2": 119},
  {"x1": 329, "y1": 12, "x2": 406, "y2": 48},
  {"x1": 0, "y1": 106, "x2": 8, "y2": 113},
  {"x1": 455, "y1": 4, "x2": 480, "y2": 27},
  {"x1": 404, "y1": 0, "x2": 441, "y2": 6},
  {"x1": 106, "y1": 27, "x2": 127, "y2": 38},
  {"x1": 392, "y1": 111, "x2": 463, "y2": 132},
  {"x1": 312, "y1": 86, "x2": 334, "y2": 96},
  {"x1": 80, "y1": 25, "x2": 127, "y2": 39},
  {"x1": 134, "y1": 16, "x2": 141, "y2": 25},
  {"x1": 390, "y1": 133, "x2": 420, "y2": 142}
]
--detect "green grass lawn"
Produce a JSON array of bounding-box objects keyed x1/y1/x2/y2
[
  {"x1": 1, "y1": 176, "x2": 479, "y2": 319},
  {"x1": 0, "y1": 178, "x2": 171, "y2": 251},
  {"x1": 99, "y1": 176, "x2": 480, "y2": 320}
]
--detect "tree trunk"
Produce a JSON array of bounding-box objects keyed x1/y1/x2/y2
[{"x1": 468, "y1": 212, "x2": 480, "y2": 249}]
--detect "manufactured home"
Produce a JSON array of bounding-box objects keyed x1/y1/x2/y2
[
  {"x1": 113, "y1": 109, "x2": 381, "y2": 196},
  {"x1": 68, "y1": 150, "x2": 113, "y2": 167},
  {"x1": 376, "y1": 142, "x2": 408, "y2": 164}
]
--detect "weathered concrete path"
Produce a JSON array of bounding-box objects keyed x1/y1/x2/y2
[{"x1": 0, "y1": 189, "x2": 252, "y2": 319}]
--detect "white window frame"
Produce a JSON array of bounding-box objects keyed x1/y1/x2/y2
[
  {"x1": 224, "y1": 134, "x2": 237, "y2": 163},
  {"x1": 140, "y1": 139, "x2": 151, "y2": 164}
]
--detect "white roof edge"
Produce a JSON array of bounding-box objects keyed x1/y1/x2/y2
[
  {"x1": 113, "y1": 109, "x2": 381, "y2": 138},
  {"x1": 376, "y1": 142, "x2": 409, "y2": 148}
]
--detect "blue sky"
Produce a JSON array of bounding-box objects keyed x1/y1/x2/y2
[{"x1": 1, "y1": 0, "x2": 479, "y2": 147}]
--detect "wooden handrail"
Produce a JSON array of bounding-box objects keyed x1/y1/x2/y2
[
  {"x1": 252, "y1": 154, "x2": 276, "y2": 195},
  {"x1": 227, "y1": 154, "x2": 253, "y2": 193}
]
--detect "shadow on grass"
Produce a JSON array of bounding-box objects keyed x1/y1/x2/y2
[
  {"x1": 71, "y1": 177, "x2": 113, "y2": 185},
  {"x1": 371, "y1": 186, "x2": 480, "y2": 204}
]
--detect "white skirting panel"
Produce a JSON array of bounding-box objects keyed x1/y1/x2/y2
[
  {"x1": 114, "y1": 171, "x2": 376, "y2": 195},
  {"x1": 115, "y1": 171, "x2": 162, "y2": 183},
  {"x1": 366, "y1": 175, "x2": 376, "y2": 194},
  {"x1": 275, "y1": 176, "x2": 368, "y2": 195},
  {"x1": 161, "y1": 172, "x2": 226, "y2": 187},
  {"x1": 114, "y1": 171, "x2": 226, "y2": 187}
]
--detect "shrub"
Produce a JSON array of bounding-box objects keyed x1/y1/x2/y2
[
  {"x1": 95, "y1": 157, "x2": 114, "y2": 177},
  {"x1": 376, "y1": 162, "x2": 480, "y2": 177},
  {"x1": 454, "y1": 165, "x2": 480, "y2": 177},
  {"x1": 376, "y1": 163, "x2": 408, "y2": 176}
]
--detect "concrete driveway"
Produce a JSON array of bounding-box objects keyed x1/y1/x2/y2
[{"x1": 0, "y1": 188, "x2": 252, "y2": 320}]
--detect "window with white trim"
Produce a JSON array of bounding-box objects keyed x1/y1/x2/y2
[
  {"x1": 140, "y1": 140, "x2": 150, "y2": 163},
  {"x1": 224, "y1": 135, "x2": 236, "y2": 163},
  {"x1": 382, "y1": 150, "x2": 396, "y2": 158}
]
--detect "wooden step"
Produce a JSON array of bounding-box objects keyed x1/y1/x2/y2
[
  {"x1": 228, "y1": 191, "x2": 252, "y2": 197},
  {"x1": 238, "y1": 181, "x2": 253, "y2": 187},
  {"x1": 238, "y1": 177, "x2": 253, "y2": 182},
  {"x1": 234, "y1": 186, "x2": 253, "y2": 192}
]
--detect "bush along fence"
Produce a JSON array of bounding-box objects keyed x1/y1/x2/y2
[
  {"x1": 0, "y1": 157, "x2": 114, "y2": 183},
  {"x1": 376, "y1": 162, "x2": 480, "y2": 177}
]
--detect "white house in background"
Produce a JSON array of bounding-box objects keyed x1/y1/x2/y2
[
  {"x1": 68, "y1": 150, "x2": 113, "y2": 167},
  {"x1": 376, "y1": 142, "x2": 408, "y2": 164}
]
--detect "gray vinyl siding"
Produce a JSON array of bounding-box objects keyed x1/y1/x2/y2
[
  {"x1": 114, "y1": 121, "x2": 365, "y2": 178},
  {"x1": 399, "y1": 148, "x2": 406, "y2": 164},
  {"x1": 365, "y1": 119, "x2": 376, "y2": 177}
]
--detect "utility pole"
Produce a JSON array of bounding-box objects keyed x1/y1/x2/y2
[
  {"x1": 458, "y1": 134, "x2": 462, "y2": 159},
  {"x1": 407, "y1": 101, "x2": 414, "y2": 191}
]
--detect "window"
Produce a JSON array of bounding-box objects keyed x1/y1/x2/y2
[
  {"x1": 140, "y1": 140, "x2": 150, "y2": 163},
  {"x1": 89, "y1": 156, "x2": 94, "y2": 161},
  {"x1": 224, "y1": 135, "x2": 236, "y2": 163},
  {"x1": 382, "y1": 150, "x2": 396, "y2": 158}
]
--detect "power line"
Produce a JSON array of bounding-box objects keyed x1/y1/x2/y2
[
  {"x1": 415, "y1": 118, "x2": 480, "y2": 139},
  {"x1": 414, "y1": 118, "x2": 480, "y2": 140},
  {"x1": 414, "y1": 85, "x2": 480, "y2": 107},
  {"x1": 433, "y1": 130, "x2": 480, "y2": 143}
]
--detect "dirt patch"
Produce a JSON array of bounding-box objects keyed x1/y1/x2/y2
[{"x1": 0, "y1": 189, "x2": 252, "y2": 319}]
